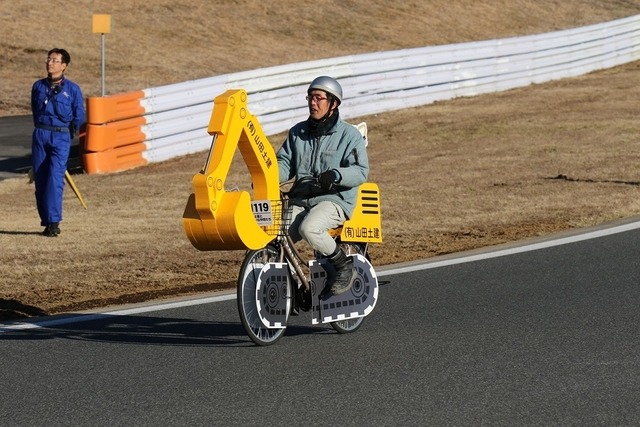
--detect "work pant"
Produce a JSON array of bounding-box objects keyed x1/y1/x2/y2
[
  {"x1": 288, "y1": 201, "x2": 346, "y2": 256},
  {"x1": 32, "y1": 128, "x2": 70, "y2": 226}
]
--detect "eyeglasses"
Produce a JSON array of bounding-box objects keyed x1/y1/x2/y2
[
  {"x1": 46, "y1": 58, "x2": 63, "y2": 64},
  {"x1": 306, "y1": 95, "x2": 328, "y2": 103}
]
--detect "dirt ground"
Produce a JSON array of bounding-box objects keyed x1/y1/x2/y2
[{"x1": 1, "y1": 1, "x2": 639, "y2": 320}]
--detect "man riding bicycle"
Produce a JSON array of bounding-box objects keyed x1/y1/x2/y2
[{"x1": 276, "y1": 76, "x2": 370, "y2": 296}]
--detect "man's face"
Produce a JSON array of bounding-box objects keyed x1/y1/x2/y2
[
  {"x1": 46, "y1": 53, "x2": 66, "y2": 77},
  {"x1": 307, "y1": 89, "x2": 332, "y2": 120}
]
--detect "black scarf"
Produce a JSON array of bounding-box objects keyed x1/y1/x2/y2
[
  {"x1": 308, "y1": 109, "x2": 339, "y2": 137},
  {"x1": 47, "y1": 75, "x2": 64, "y2": 85}
]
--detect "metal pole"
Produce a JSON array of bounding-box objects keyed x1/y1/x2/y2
[
  {"x1": 101, "y1": 33, "x2": 106, "y2": 96},
  {"x1": 92, "y1": 14, "x2": 110, "y2": 96}
]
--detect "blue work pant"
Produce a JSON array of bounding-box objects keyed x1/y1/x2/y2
[{"x1": 32, "y1": 128, "x2": 70, "y2": 226}]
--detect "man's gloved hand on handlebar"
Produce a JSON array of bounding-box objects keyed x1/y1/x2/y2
[{"x1": 319, "y1": 169, "x2": 339, "y2": 191}]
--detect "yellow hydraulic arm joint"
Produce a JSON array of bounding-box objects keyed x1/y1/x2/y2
[{"x1": 182, "y1": 89, "x2": 280, "y2": 250}]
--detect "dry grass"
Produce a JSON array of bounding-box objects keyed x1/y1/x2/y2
[{"x1": 1, "y1": 1, "x2": 640, "y2": 319}]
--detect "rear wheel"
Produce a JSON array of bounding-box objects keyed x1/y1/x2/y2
[
  {"x1": 331, "y1": 316, "x2": 365, "y2": 333},
  {"x1": 237, "y1": 244, "x2": 287, "y2": 346},
  {"x1": 330, "y1": 242, "x2": 368, "y2": 334}
]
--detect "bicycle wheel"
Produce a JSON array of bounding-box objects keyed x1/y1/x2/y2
[
  {"x1": 237, "y1": 244, "x2": 287, "y2": 346},
  {"x1": 330, "y1": 242, "x2": 368, "y2": 334},
  {"x1": 331, "y1": 316, "x2": 365, "y2": 333}
]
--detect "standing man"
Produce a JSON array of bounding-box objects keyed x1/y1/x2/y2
[
  {"x1": 277, "y1": 76, "x2": 369, "y2": 296},
  {"x1": 31, "y1": 48, "x2": 85, "y2": 237}
]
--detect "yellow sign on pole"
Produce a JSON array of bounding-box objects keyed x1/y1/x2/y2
[
  {"x1": 92, "y1": 14, "x2": 111, "y2": 34},
  {"x1": 92, "y1": 14, "x2": 111, "y2": 96}
]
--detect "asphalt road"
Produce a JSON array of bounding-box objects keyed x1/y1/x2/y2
[
  {"x1": 1, "y1": 221, "x2": 639, "y2": 426},
  {"x1": 0, "y1": 115, "x2": 81, "y2": 180}
]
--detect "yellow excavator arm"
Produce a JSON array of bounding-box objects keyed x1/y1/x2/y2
[{"x1": 182, "y1": 89, "x2": 280, "y2": 250}]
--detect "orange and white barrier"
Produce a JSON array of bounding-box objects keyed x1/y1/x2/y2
[
  {"x1": 83, "y1": 91, "x2": 147, "y2": 173},
  {"x1": 81, "y1": 15, "x2": 640, "y2": 174}
]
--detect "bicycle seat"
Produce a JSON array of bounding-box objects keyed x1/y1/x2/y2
[{"x1": 328, "y1": 226, "x2": 343, "y2": 238}]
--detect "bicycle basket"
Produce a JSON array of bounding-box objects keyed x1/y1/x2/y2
[{"x1": 260, "y1": 199, "x2": 292, "y2": 237}]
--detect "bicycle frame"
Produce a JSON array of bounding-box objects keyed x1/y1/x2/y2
[
  {"x1": 237, "y1": 183, "x2": 379, "y2": 343},
  {"x1": 265, "y1": 179, "x2": 372, "y2": 294}
]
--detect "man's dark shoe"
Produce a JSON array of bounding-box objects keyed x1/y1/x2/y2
[
  {"x1": 43, "y1": 223, "x2": 60, "y2": 237},
  {"x1": 323, "y1": 248, "x2": 356, "y2": 296}
]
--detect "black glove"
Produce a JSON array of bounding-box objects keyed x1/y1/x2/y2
[{"x1": 319, "y1": 170, "x2": 339, "y2": 191}]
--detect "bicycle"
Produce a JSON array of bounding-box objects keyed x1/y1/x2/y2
[
  {"x1": 180, "y1": 89, "x2": 381, "y2": 345},
  {"x1": 237, "y1": 177, "x2": 382, "y2": 346}
]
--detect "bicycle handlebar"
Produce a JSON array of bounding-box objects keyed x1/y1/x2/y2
[{"x1": 280, "y1": 176, "x2": 321, "y2": 199}]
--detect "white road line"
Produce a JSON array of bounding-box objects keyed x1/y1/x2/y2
[
  {"x1": 3, "y1": 220, "x2": 640, "y2": 333},
  {"x1": 0, "y1": 293, "x2": 235, "y2": 333},
  {"x1": 378, "y1": 219, "x2": 640, "y2": 276}
]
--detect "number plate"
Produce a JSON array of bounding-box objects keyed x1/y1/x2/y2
[{"x1": 251, "y1": 200, "x2": 273, "y2": 225}]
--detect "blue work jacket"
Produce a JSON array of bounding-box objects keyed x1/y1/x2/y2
[
  {"x1": 31, "y1": 77, "x2": 85, "y2": 135},
  {"x1": 277, "y1": 114, "x2": 369, "y2": 218}
]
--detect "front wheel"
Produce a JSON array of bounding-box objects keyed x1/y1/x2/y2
[{"x1": 237, "y1": 244, "x2": 287, "y2": 346}]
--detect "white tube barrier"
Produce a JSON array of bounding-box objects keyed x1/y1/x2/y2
[{"x1": 87, "y1": 15, "x2": 640, "y2": 167}]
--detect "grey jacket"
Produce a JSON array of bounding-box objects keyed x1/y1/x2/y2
[{"x1": 277, "y1": 115, "x2": 369, "y2": 218}]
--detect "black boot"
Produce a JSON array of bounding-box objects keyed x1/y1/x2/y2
[
  {"x1": 325, "y1": 248, "x2": 357, "y2": 296},
  {"x1": 42, "y1": 222, "x2": 60, "y2": 237}
]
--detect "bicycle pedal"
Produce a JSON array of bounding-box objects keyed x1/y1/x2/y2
[
  {"x1": 301, "y1": 290, "x2": 313, "y2": 311},
  {"x1": 295, "y1": 286, "x2": 312, "y2": 312}
]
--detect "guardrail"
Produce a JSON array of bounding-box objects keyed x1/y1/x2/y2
[{"x1": 82, "y1": 14, "x2": 640, "y2": 174}]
